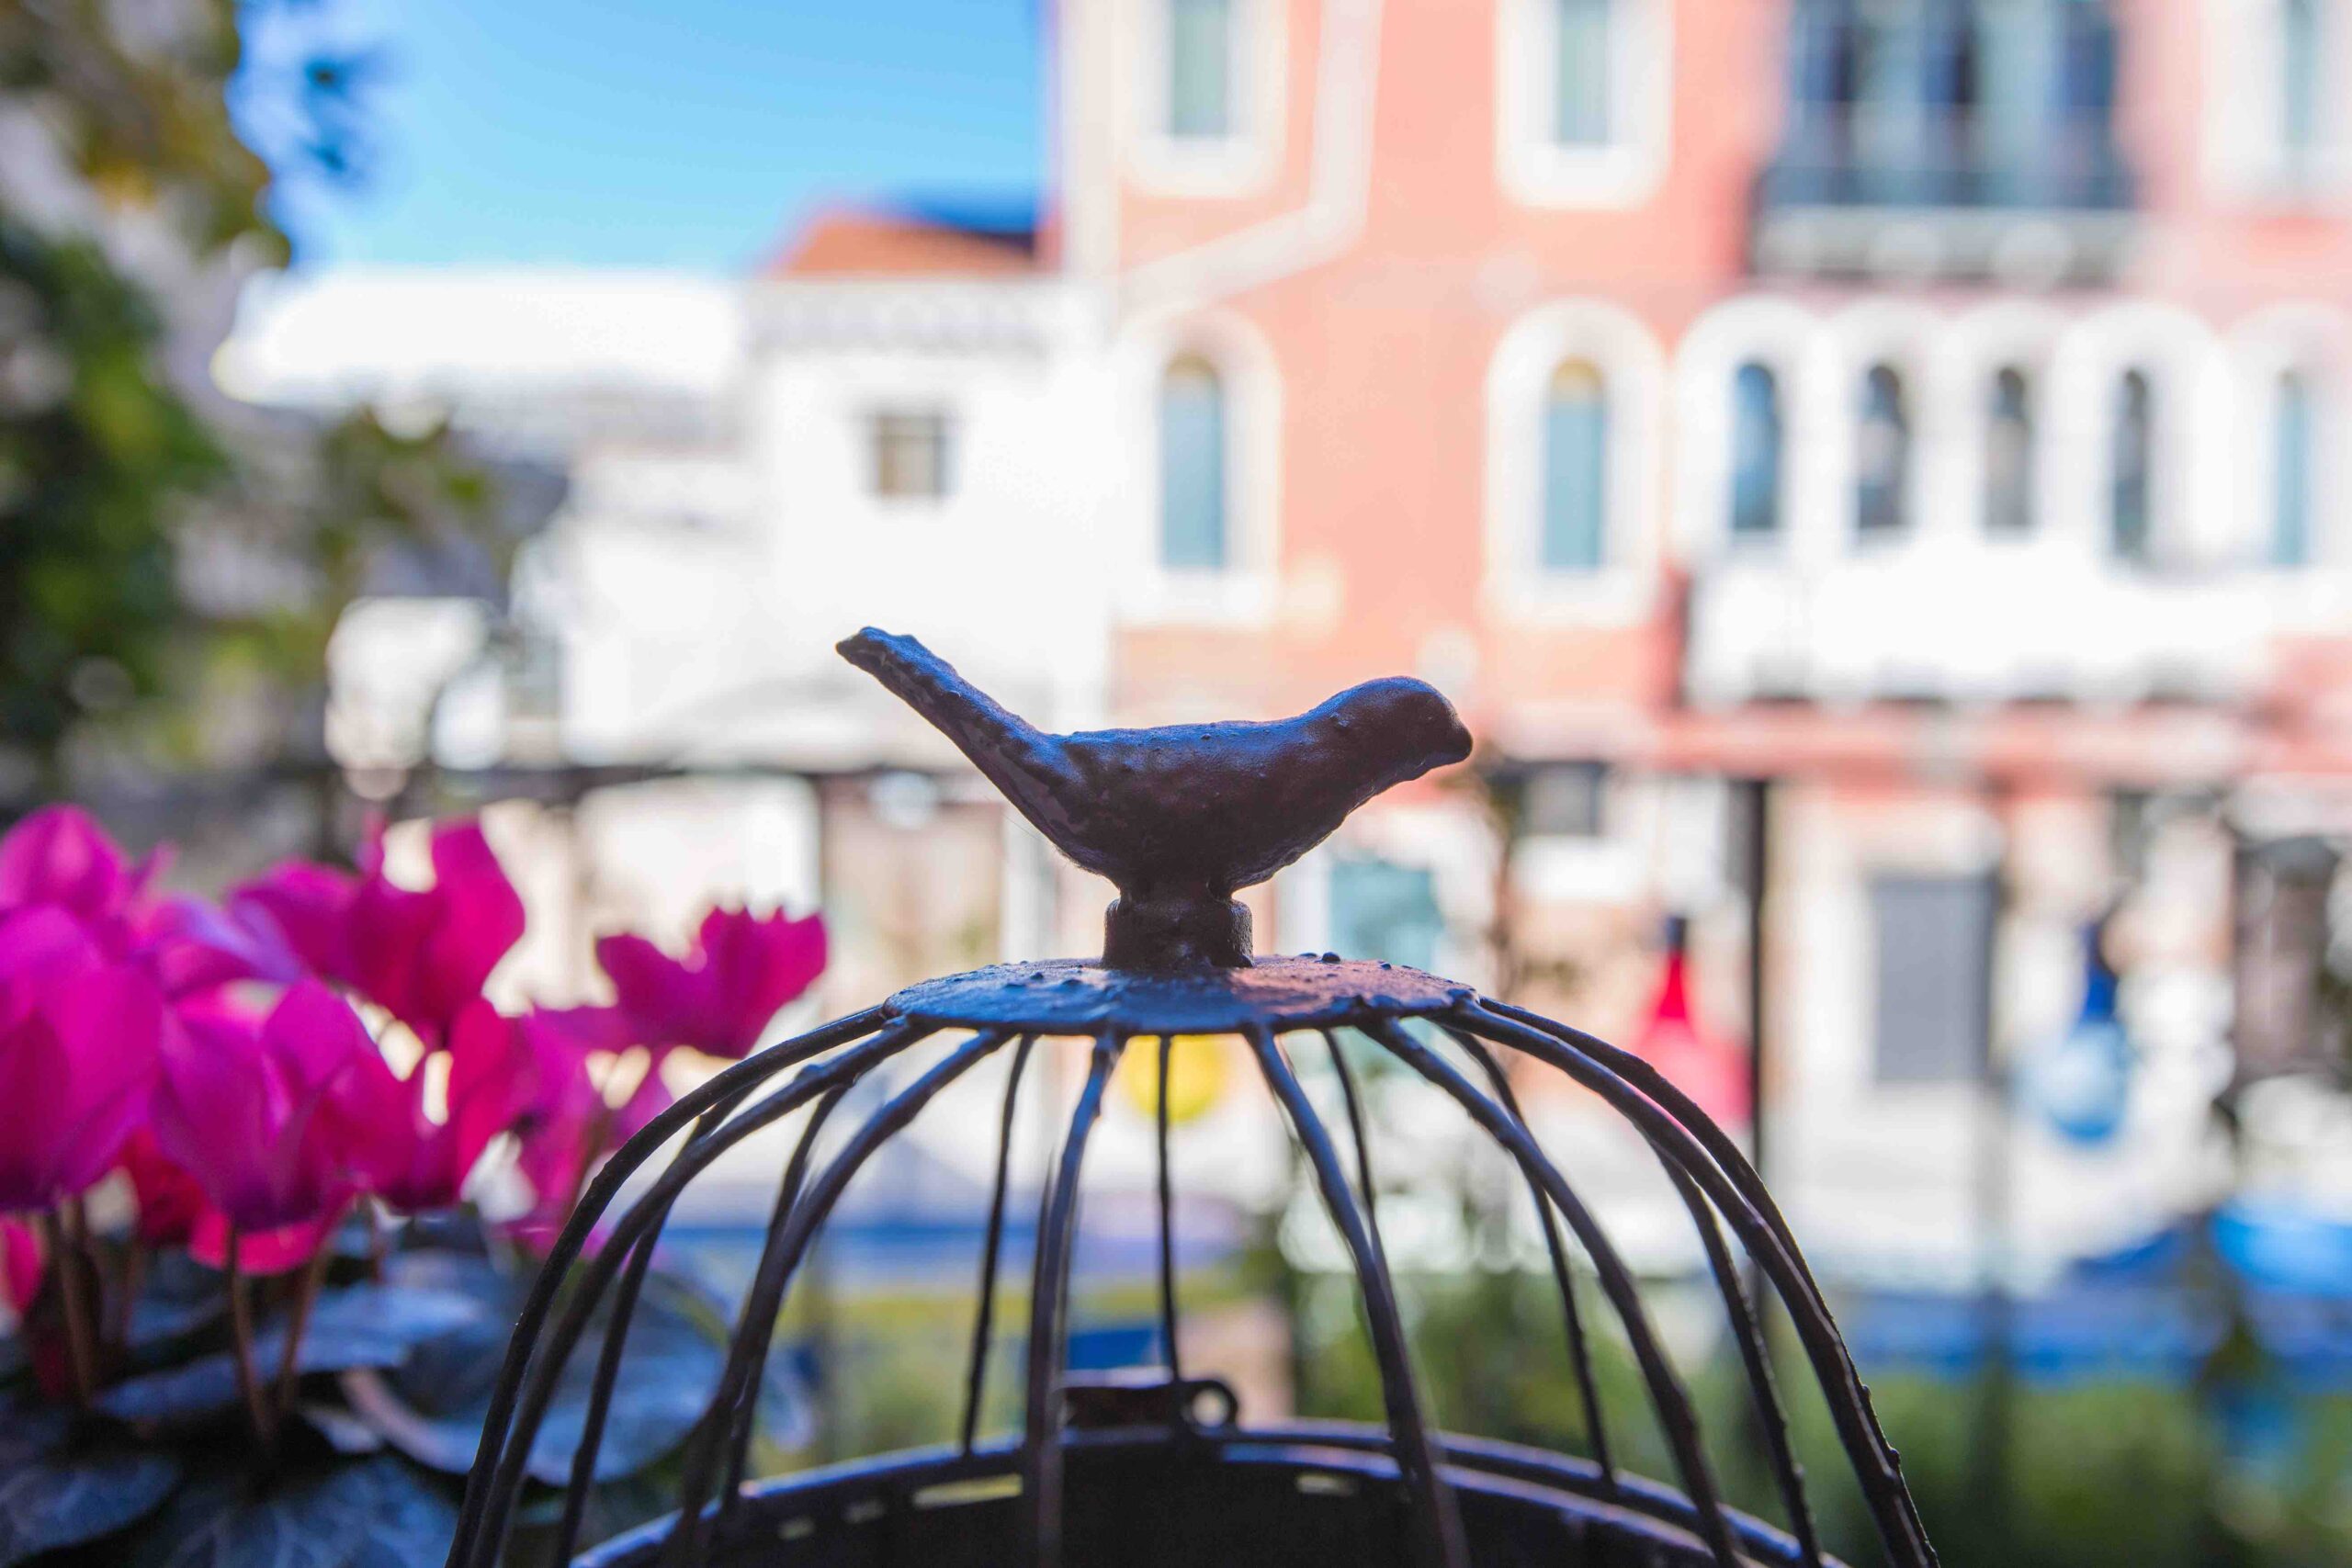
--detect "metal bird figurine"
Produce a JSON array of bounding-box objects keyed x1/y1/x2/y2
[{"x1": 838, "y1": 627, "x2": 1473, "y2": 968}]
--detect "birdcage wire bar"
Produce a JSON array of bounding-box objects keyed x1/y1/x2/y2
[{"x1": 441, "y1": 964, "x2": 1937, "y2": 1568}]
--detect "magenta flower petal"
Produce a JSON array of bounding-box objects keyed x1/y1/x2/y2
[
  {"x1": 596, "y1": 906, "x2": 827, "y2": 1060},
  {"x1": 188, "y1": 1210, "x2": 339, "y2": 1276},
  {"x1": 0, "y1": 807, "x2": 134, "y2": 925},
  {"x1": 415, "y1": 820, "x2": 526, "y2": 1026},
  {"x1": 153, "y1": 982, "x2": 373, "y2": 1234},
  {"x1": 446, "y1": 998, "x2": 535, "y2": 1184},
  {"x1": 119, "y1": 1130, "x2": 204, "y2": 1247},
  {"x1": 40, "y1": 966, "x2": 164, "y2": 1194},
  {"x1": 280, "y1": 818, "x2": 526, "y2": 1046},
  {"x1": 0, "y1": 1218, "x2": 41, "y2": 1314},
  {"x1": 0, "y1": 907, "x2": 103, "y2": 1021},
  {"x1": 231, "y1": 861, "x2": 358, "y2": 981},
  {"x1": 131, "y1": 894, "x2": 306, "y2": 998},
  {"x1": 0, "y1": 1011, "x2": 72, "y2": 1211},
  {"x1": 0, "y1": 944, "x2": 160, "y2": 1210}
]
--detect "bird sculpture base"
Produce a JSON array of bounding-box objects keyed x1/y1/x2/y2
[
  {"x1": 1102, "y1": 892, "x2": 1252, "y2": 970},
  {"x1": 886, "y1": 953, "x2": 1474, "y2": 1036}
]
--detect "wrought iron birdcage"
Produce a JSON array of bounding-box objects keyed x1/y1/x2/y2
[{"x1": 443, "y1": 630, "x2": 1937, "y2": 1568}]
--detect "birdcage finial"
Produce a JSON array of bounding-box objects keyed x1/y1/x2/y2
[{"x1": 838, "y1": 627, "x2": 1473, "y2": 969}]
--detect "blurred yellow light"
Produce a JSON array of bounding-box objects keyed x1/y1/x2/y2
[{"x1": 1116, "y1": 1034, "x2": 1228, "y2": 1125}]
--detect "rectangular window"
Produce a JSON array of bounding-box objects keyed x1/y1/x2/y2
[
  {"x1": 2283, "y1": 0, "x2": 2323, "y2": 170},
  {"x1": 1169, "y1": 0, "x2": 1235, "y2": 141},
  {"x1": 869, "y1": 411, "x2": 954, "y2": 501},
  {"x1": 1870, "y1": 874, "x2": 1995, "y2": 1085},
  {"x1": 2275, "y1": 372, "x2": 2315, "y2": 567},
  {"x1": 1554, "y1": 0, "x2": 1615, "y2": 146},
  {"x1": 1522, "y1": 762, "x2": 1608, "y2": 838}
]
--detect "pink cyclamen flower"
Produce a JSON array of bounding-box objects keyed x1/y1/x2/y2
[
  {"x1": 0, "y1": 805, "x2": 303, "y2": 1000},
  {"x1": 495, "y1": 1005, "x2": 673, "y2": 1242},
  {"x1": 0, "y1": 908, "x2": 164, "y2": 1213},
  {"x1": 596, "y1": 905, "x2": 826, "y2": 1061},
  {"x1": 129, "y1": 892, "x2": 307, "y2": 999},
  {"x1": 333, "y1": 997, "x2": 537, "y2": 1213},
  {"x1": 233, "y1": 818, "x2": 526, "y2": 1046},
  {"x1": 151, "y1": 981, "x2": 379, "y2": 1270},
  {"x1": 0, "y1": 806, "x2": 152, "y2": 931}
]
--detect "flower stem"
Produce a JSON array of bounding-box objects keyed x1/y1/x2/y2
[
  {"x1": 560, "y1": 1100, "x2": 617, "y2": 1226},
  {"x1": 362, "y1": 1199, "x2": 386, "y2": 1282},
  {"x1": 224, "y1": 1231, "x2": 274, "y2": 1448},
  {"x1": 35, "y1": 1212, "x2": 96, "y2": 1404},
  {"x1": 106, "y1": 1239, "x2": 145, "y2": 1357},
  {"x1": 273, "y1": 1215, "x2": 340, "y2": 1421}
]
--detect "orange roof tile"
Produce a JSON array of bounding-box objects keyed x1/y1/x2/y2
[{"x1": 769, "y1": 209, "x2": 1040, "y2": 278}]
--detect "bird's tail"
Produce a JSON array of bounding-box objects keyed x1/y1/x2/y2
[{"x1": 837, "y1": 628, "x2": 1058, "y2": 787}]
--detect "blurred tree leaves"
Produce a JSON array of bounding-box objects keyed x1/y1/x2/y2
[
  {"x1": 0, "y1": 2, "x2": 509, "y2": 802},
  {"x1": 0, "y1": 219, "x2": 220, "y2": 781}
]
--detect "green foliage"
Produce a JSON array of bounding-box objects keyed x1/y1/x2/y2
[
  {"x1": 1, "y1": 1233, "x2": 724, "y2": 1567},
  {"x1": 0, "y1": 3, "x2": 506, "y2": 795},
  {"x1": 1280, "y1": 1258, "x2": 2352, "y2": 1568},
  {"x1": 0, "y1": 221, "x2": 222, "y2": 778}
]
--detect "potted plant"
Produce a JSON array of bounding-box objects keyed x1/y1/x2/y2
[{"x1": 0, "y1": 807, "x2": 825, "y2": 1565}]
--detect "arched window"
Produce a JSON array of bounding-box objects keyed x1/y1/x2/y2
[
  {"x1": 1543, "y1": 358, "x2": 1609, "y2": 570},
  {"x1": 1730, "y1": 361, "x2": 1782, "y2": 540},
  {"x1": 1159, "y1": 355, "x2": 1229, "y2": 570},
  {"x1": 1984, "y1": 366, "x2": 2035, "y2": 536},
  {"x1": 1168, "y1": 0, "x2": 1236, "y2": 141},
  {"x1": 2111, "y1": 368, "x2": 2154, "y2": 562},
  {"x1": 1855, "y1": 363, "x2": 1910, "y2": 538},
  {"x1": 2275, "y1": 367, "x2": 2316, "y2": 567}
]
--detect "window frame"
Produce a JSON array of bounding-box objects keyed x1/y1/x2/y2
[
  {"x1": 1982, "y1": 364, "x2": 2038, "y2": 539},
  {"x1": 2108, "y1": 366, "x2": 2156, "y2": 566},
  {"x1": 1496, "y1": 0, "x2": 1675, "y2": 209},
  {"x1": 1119, "y1": 310, "x2": 1283, "y2": 626},
  {"x1": 2203, "y1": 0, "x2": 2346, "y2": 200},
  {"x1": 1485, "y1": 299, "x2": 1665, "y2": 621},
  {"x1": 1127, "y1": 0, "x2": 1285, "y2": 197},
  {"x1": 2271, "y1": 366, "x2": 2318, "y2": 568},
  {"x1": 1157, "y1": 354, "x2": 1232, "y2": 572},
  {"x1": 865, "y1": 406, "x2": 956, "y2": 503},
  {"x1": 1852, "y1": 361, "x2": 1914, "y2": 545},
  {"x1": 1541, "y1": 358, "x2": 1612, "y2": 572},
  {"x1": 1728, "y1": 358, "x2": 1787, "y2": 547}
]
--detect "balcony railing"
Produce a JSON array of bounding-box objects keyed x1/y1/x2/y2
[
  {"x1": 1685, "y1": 556, "x2": 2269, "y2": 707},
  {"x1": 1759, "y1": 114, "x2": 2132, "y2": 214},
  {"x1": 1759, "y1": 5, "x2": 2133, "y2": 229}
]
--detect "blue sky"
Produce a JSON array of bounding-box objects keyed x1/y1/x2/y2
[{"x1": 254, "y1": 0, "x2": 1045, "y2": 275}]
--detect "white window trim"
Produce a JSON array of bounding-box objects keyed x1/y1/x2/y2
[
  {"x1": 1125, "y1": 0, "x2": 1287, "y2": 198},
  {"x1": 1674, "y1": 297, "x2": 1827, "y2": 564},
  {"x1": 1484, "y1": 299, "x2": 1664, "y2": 623},
  {"x1": 2201, "y1": 0, "x2": 2352, "y2": 204},
  {"x1": 2230, "y1": 305, "x2": 2352, "y2": 598},
  {"x1": 1117, "y1": 308, "x2": 1282, "y2": 626},
  {"x1": 1821, "y1": 301, "x2": 1953, "y2": 558},
  {"x1": 1943, "y1": 301, "x2": 2068, "y2": 550},
  {"x1": 1496, "y1": 0, "x2": 1674, "y2": 209},
  {"x1": 2045, "y1": 303, "x2": 2230, "y2": 570}
]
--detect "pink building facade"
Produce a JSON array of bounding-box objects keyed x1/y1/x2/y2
[{"x1": 761, "y1": 0, "x2": 2352, "y2": 1277}]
